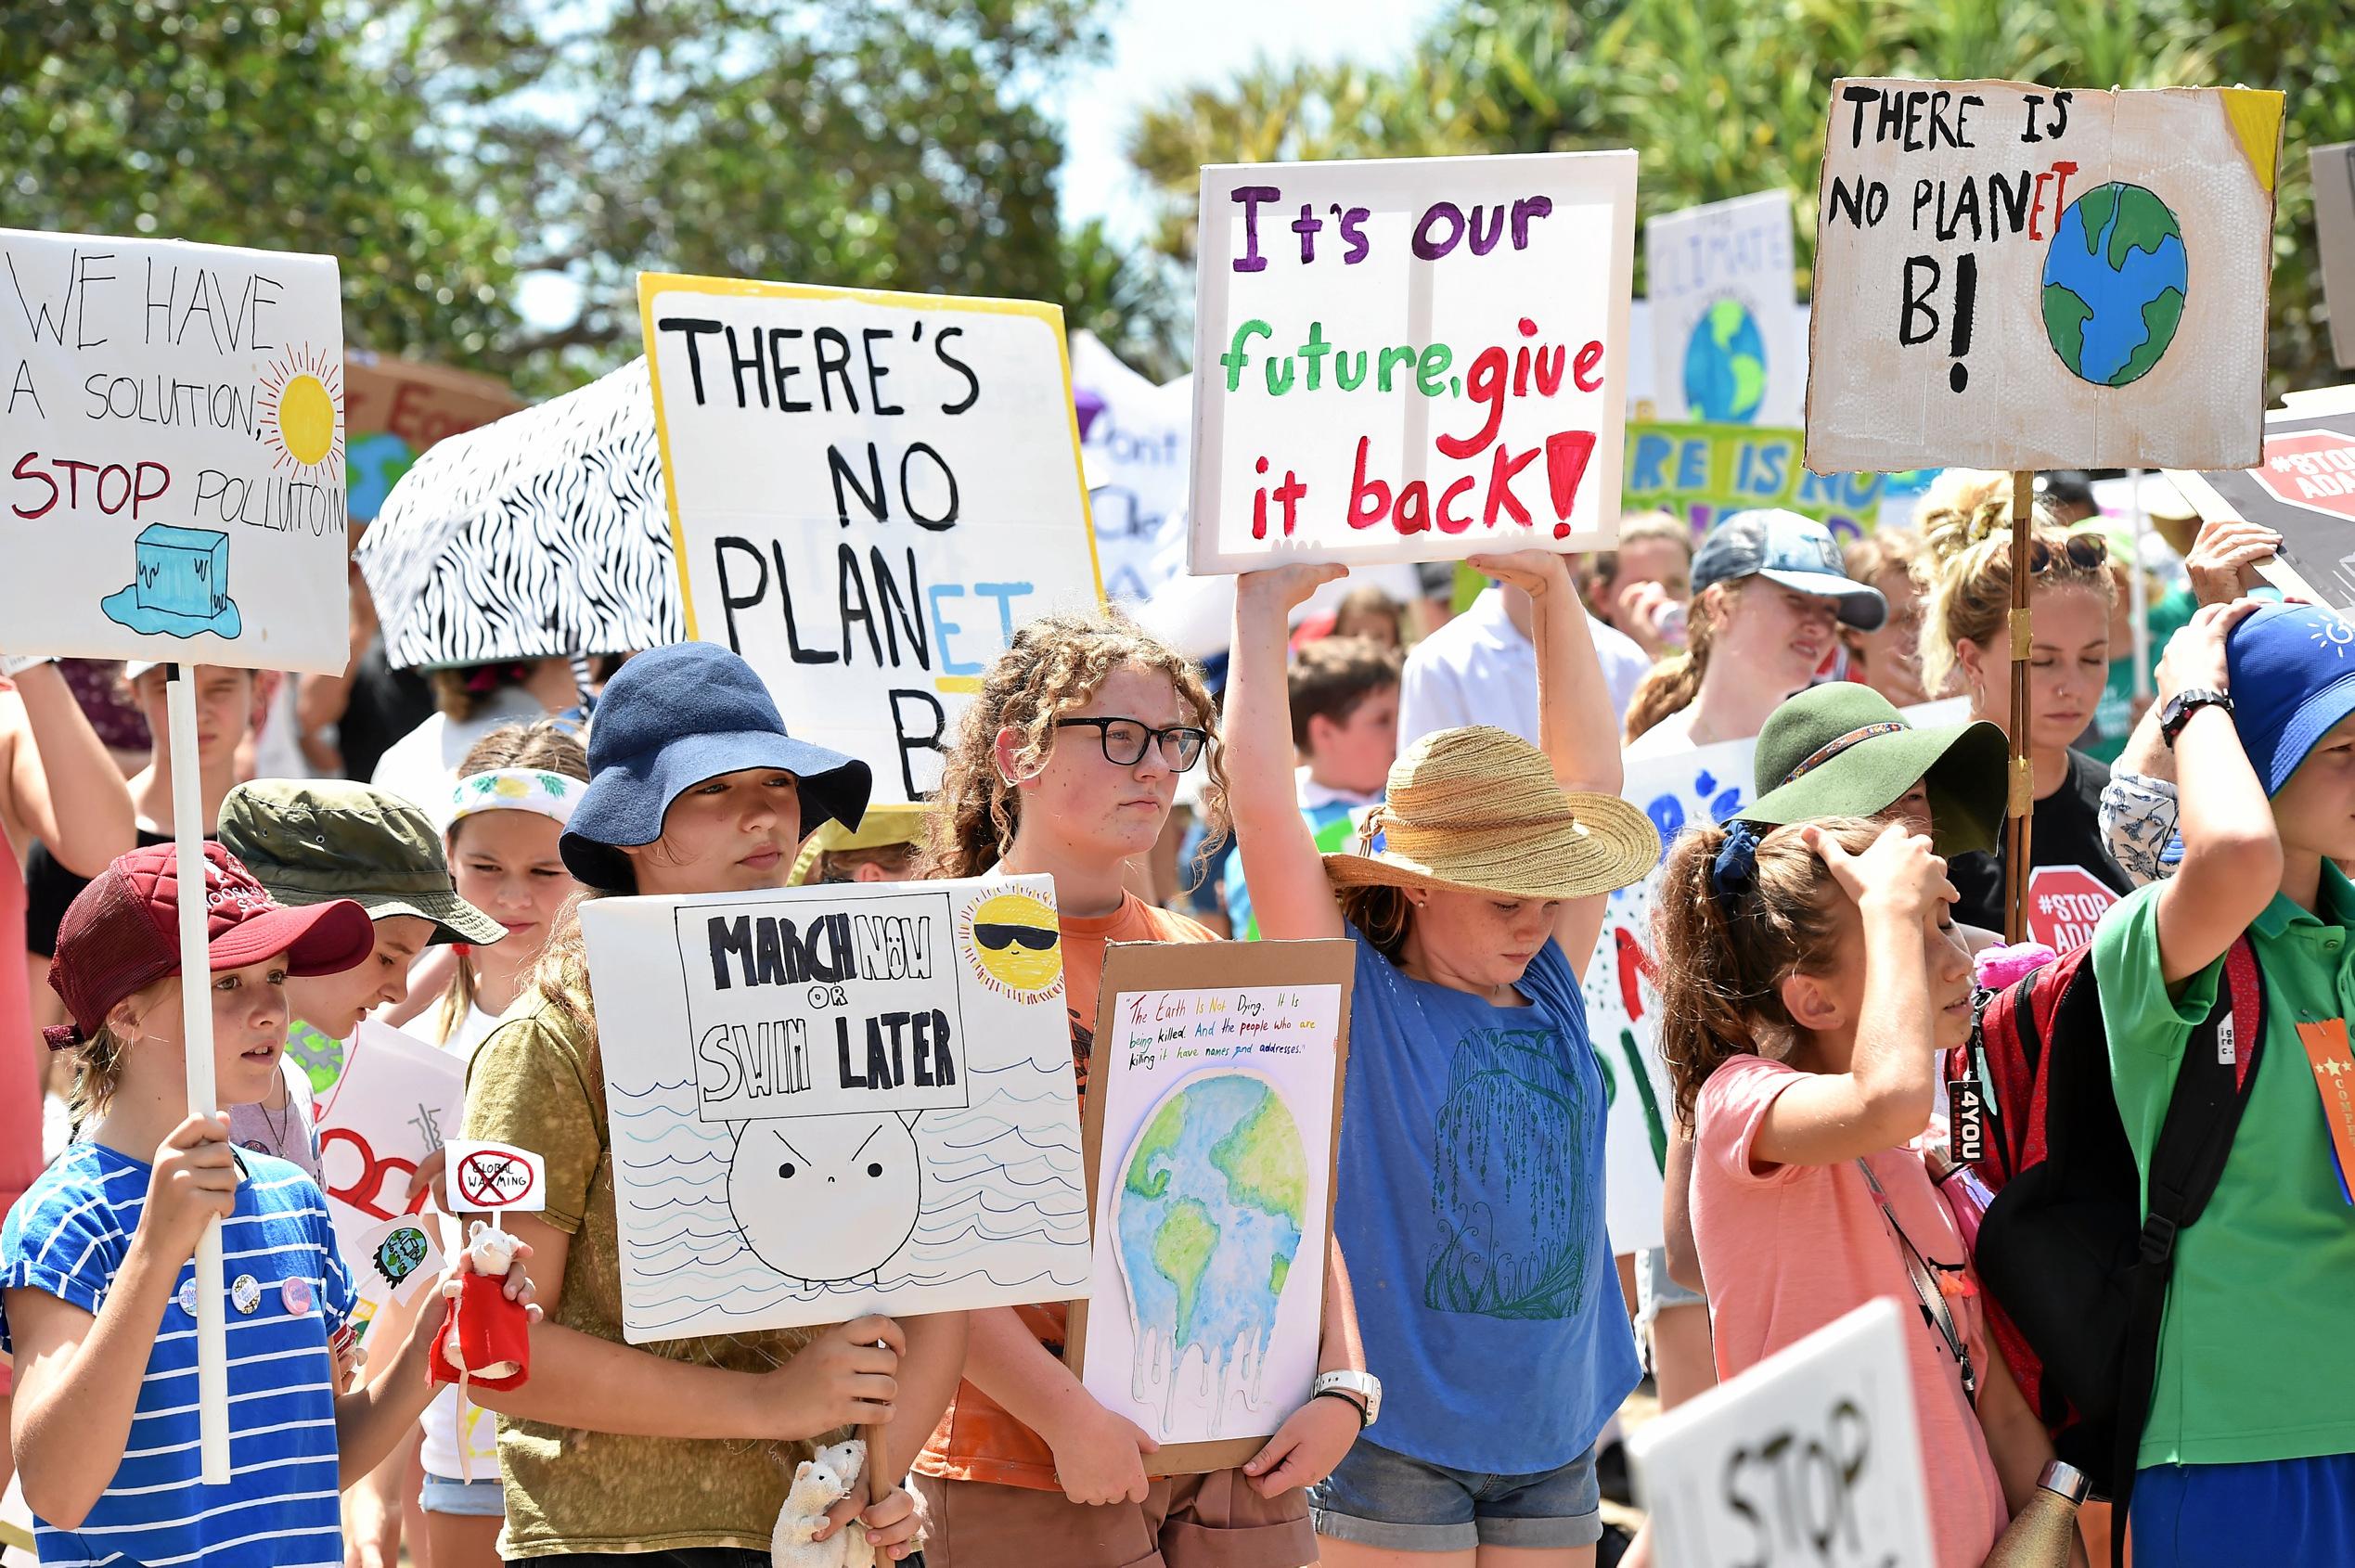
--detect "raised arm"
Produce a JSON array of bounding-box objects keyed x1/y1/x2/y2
[
  {"x1": 2, "y1": 662, "x2": 135, "y2": 877},
  {"x1": 1466, "y1": 551, "x2": 1623, "y2": 970},
  {"x1": 1229, "y1": 565, "x2": 1349, "y2": 943},
  {"x1": 2151, "y1": 599, "x2": 2279, "y2": 985}
]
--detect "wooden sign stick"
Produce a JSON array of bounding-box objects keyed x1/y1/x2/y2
[{"x1": 2003, "y1": 470, "x2": 2037, "y2": 946}]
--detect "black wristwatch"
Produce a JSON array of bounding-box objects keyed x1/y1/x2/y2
[{"x1": 2160, "y1": 688, "x2": 2233, "y2": 748}]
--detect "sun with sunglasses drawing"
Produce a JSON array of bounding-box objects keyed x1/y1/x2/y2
[{"x1": 961, "y1": 890, "x2": 1064, "y2": 1001}]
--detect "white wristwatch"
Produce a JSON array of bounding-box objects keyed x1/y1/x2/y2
[{"x1": 1313, "y1": 1369, "x2": 1382, "y2": 1426}]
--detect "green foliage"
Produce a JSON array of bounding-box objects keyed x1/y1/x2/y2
[{"x1": 1126, "y1": 0, "x2": 2349, "y2": 396}]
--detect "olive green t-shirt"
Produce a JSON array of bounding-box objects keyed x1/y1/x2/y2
[
  {"x1": 465, "y1": 991, "x2": 824, "y2": 1558},
  {"x1": 2094, "y1": 869, "x2": 2355, "y2": 1469}
]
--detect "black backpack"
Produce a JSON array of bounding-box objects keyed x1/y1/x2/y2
[{"x1": 1949, "y1": 934, "x2": 2265, "y2": 1546}]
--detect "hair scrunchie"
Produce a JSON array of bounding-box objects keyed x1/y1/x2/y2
[{"x1": 1711, "y1": 820, "x2": 1761, "y2": 919}]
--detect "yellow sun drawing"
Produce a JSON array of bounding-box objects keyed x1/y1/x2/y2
[
  {"x1": 256, "y1": 345, "x2": 344, "y2": 478},
  {"x1": 959, "y1": 890, "x2": 1063, "y2": 1001}
]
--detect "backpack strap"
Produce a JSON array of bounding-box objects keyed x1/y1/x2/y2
[{"x1": 2107, "y1": 932, "x2": 2266, "y2": 1551}]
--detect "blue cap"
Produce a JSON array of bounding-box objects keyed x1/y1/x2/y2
[
  {"x1": 560, "y1": 643, "x2": 871, "y2": 892},
  {"x1": 1691, "y1": 508, "x2": 1886, "y2": 631},
  {"x1": 2226, "y1": 603, "x2": 2355, "y2": 796}
]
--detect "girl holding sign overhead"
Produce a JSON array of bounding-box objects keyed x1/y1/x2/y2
[
  {"x1": 457, "y1": 642, "x2": 955, "y2": 1563},
  {"x1": 1229, "y1": 553, "x2": 1658, "y2": 1568},
  {"x1": 911, "y1": 608, "x2": 1369, "y2": 1568}
]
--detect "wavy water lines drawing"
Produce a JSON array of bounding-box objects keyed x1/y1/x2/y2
[{"x1": 608, "y1": 1058, "x2": 1089, "y2": 1337}]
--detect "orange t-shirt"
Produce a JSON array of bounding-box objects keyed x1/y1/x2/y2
[{"x1": 915, "y1": 892, "x2": 1217, "y2": 1490}]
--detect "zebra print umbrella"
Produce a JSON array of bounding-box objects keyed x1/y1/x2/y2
[{"x1": 357, "y1": 356, "x2": 685, "y2": 670}]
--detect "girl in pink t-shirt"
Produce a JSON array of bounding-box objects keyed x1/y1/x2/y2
[{"x1": 1651, "y1": 816, "x2": 2077, "y2": 1568}]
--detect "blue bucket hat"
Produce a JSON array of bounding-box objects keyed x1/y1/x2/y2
[
  {"x1": 1692, "y1": 508, "x2": 1887, "y2": 631},
  {"x1": 560, "y1": 643, "x2": 872, "y2": 893},
  {"x1": 2226, "y1": 602, "x2": 2355, "y2": 796}
]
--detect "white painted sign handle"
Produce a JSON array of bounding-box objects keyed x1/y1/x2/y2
[{"x1": 167, "y1": 667, "x2": 232, "y2": 1485}]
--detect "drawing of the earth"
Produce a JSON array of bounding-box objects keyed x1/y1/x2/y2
[
  {"x1": 1682, "y1": 298, "x2": 1767, "y2": 422},
  {"x1": 1115, "y1": 1073, "x2": 1306, "y2": 1420},
  {"x1": 2040, "y1": 183, "x2": 2188, "y2": 388}
]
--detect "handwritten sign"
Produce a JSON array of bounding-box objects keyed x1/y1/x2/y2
[
  {"x1": 639, "y1": 275, "x2": 1104, "y2": 803},
  {"x1": 342, "y1": 353, "x2": 519, "y2": 521},
  {"x1": 0, "y1": 229, "x2": 350, "y2": 672},
  {"x1": 2168, "y1": 403, "x2": 2355, "y2": 615},
  {"x1": 681, "y1": 886, "x2": 971, "y2": 1123},
  {"x1": 1807, "y1": 81, "x2": 2284, "y2": 472},
  {"x1": 1625, "y1": 422, "x2": 1888, "y2": 542},
  {"x1": 581, "y1": 874, "x2": 1088, "y2": 1340},
  {"x1": 314, "y1": 1020, "x2": 463, "y2": 1291},
  {"x1": 1071, "y1": 330, "x2": 1192, "y2": 605},
  {"x1": 1066, "y1": 940, "x2": 1353, "y2": 1474},
  {"x1": 1189, "y1": 152, "x2": 1636, "y2": 572},
  {"x1": 444, "y1": 1141, "x2": 546, "y2": 1213},
  {"x1": 1630, "y1": 1299, "x2": 1935, "y2": 1568},
  {"x1": 1647, "y1": 191, "x2": 1803, "y2": 427}
]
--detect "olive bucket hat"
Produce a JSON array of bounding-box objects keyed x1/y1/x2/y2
[
  {"x1": 217, "y1": 778, "x2": 508, "y2": 946},
  {"x1": 1741, "y1": 684, "x2": 2007, "y2": 858}
]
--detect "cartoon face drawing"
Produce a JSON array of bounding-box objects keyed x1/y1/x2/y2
[{"x1": 727, "y1": 1113, "x2": 921, "y2": 1284}]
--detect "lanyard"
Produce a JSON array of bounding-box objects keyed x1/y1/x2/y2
[{"x1": 1855, "y1": 1156, "x2": 1978, "y2": 1407}]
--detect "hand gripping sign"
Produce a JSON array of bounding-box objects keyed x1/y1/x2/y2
[{"x1": 433, "y1": 1140, "x2": 543, "y2": 1401}]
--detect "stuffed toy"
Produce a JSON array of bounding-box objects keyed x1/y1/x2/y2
[
  {"x1": 430, "y1": 1221, "x2": 531, "y2": 1391},
  {"x1": 770, "y1": 1438, "x2": 875, "y2": 1568}
]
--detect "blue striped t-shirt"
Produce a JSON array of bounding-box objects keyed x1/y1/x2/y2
[{"x1": 0, "y1": 1142, "x2": 355, "y2": 1568}]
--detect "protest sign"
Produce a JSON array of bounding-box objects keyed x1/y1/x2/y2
[
  {"x1": 639, "y1": 275, "x2": 1104, "y2": 803},
  {"x1": 443, "y1": 1141, "x2": 547, "y2": 1214},
  {"x1": 1807, "y1": 82, "x2": 2284, "y2": 473},
  {"x1": 1630, "y1": 1298, "x2": 1935, "y2": 1568},
  {"x1": 0, "y1": 229, "x2": 350, "y2": 672},
  {"x1": 342, "y1": 352, "x2": 520, "y2": 521},
  {"x1": 2317, "y1": 143, "x2": 2355, "y2": 371},
  {"x1": 1624, "y1": 422, "x2": 1888, "y2": 541},
  {"x1": 1586, "y1": 701, "x2": 1970, "y2": 1252},
  {"x1": 1190, "y1": 152, "x2": 1637, "y2": 572},
  {"x1": 310, "y1": 1020, "x2": 463, "y2": 1338},
  {"x1": 1071, "y1": 330, "x2": 1192, "y2": 604},
  {"x1": 1646, "y1": 191, "x2": 1804, "y2": 428},
  {"x1": 2168, "y1": 401, "x2": 2355, "y2": 614},
  {"x1": 2027, "y1": 864, "x2": 2120, "y2": 952},
  {"x1": 581, "y1": 874, "x2": 1089, "y2": 1342},
  {"x1": 1066, "y1": 940, "x2": 1352, "y2": 1474}
]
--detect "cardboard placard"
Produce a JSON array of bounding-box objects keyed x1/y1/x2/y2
[
  {"x1": 1065, "y1": 939, "x2": 1353, "y2": 1476},
  {"x1": 1189, "y1": 152, "x2": 1637, "y2": 572},
  {"x1": 342, "y1": 353, "x2": 521, "y2": 522},
  {"x1": 1070, "y1": 330, "x2": 1193, "y2": 605},
  {"x1": 581, "y1": 875, "x2": 1090, "y2": 1342},
  {"x1": 2167, "y1": 398, "x2": 2355, "y2": 614},
  {"x1": 1646, "y1": 191, "x2": 1804, "y2": 428},
  {"x1": 638, "y1": 275, "x2": 1105, "y2": 803},
  {"x1": 1624, "y1": 422, "x2": 1890, "y2": 542},
  {"x1": 2316, "y1": 142, "x2": 2355, "y2": 372},
  {"x1": 1806, "y1": 81, "x2": 2284, "y2": 472},
  {"x1": 1629, "y1": 1298, "x2": 1935, "y2": 1568},
  {"x1": 0, "y1": 228, "x2": 351, "y2": 671}
]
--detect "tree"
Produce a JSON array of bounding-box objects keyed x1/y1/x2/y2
[{"x1": 0, "y1": 0, "x2": 522, "y2": 367}]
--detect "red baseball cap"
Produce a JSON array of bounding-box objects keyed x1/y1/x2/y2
[{"x1": 45, "y1": 841, "x2": 376, "y2": 1047}]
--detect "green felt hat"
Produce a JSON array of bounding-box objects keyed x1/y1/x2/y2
[{"x1": 1742, "y1": 685, "x2": 2007, "y2": 858}]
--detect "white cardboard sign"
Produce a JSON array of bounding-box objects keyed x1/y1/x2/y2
[
  {"x1": 314, "y1": 1019, "x2": 464, "y2": 1289},
  {"x1": 1630, "y1": 1299, "x2": 1935, "y2": 1568},
  {"x1": 581, "y1": 875, "x2": 1090, "y2": 1342},
  {"x1": 639, "y1": 276, "x2": 1104, "y2": 803},
  {"x1": 443, "y1": 1141, "x2": 547, "y2": 1214},
  {"x1": 0, "y1": 228, "x2": 350, "y2": 672},
  {"x1": 1646, "y1": 191, "x2": 1804, "y2": 427},
  {"x1": 1807, "y1": 81, "x2": 2284, "y2": 472},
  {"x1": 1189, "y1": 152, "x2": 1636, "y2": 572}
]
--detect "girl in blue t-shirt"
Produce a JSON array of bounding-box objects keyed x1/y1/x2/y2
[
  {"x1": 0, "y1": 842, "x2": 534, "y2": 1568},
  {"x1": 1228, "y1": 554, "x2": 1663, "y2": 1567}
]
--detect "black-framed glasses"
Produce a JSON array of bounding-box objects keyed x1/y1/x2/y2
[
  {"x1": 2029, "y1": 533, "x2": 2108, "y2": 574},
  {"x1": 1053, "y1": 717, "x2": 1209, "y2": 772}
]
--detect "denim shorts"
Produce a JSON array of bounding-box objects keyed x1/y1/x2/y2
[
  {"x1": 1633, "y1": 1244, "x2": 1705, "y2": 1330},
  {"x1": 421, "y1": 1471, "x2": 507, "y2": 1517},
  {"x1": 1309, "y1": 1438, "x2": 1602, "y2": 1552}
]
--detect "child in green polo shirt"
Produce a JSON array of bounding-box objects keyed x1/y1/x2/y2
[{"x1": 2093, "y1": 599, "x2": 2355, "y2": 1565}]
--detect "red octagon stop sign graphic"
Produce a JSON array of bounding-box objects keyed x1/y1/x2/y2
[
  {"x1": 2252, "y1": 428, "x2": 2355, "y2": 523},
  {"x1": 2027, "y1": 865, "x2": 2119, "y2": 954}
]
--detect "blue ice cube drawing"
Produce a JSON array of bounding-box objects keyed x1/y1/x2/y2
[{"x1": 98, "y1": 523, "x2": 243, "y2": 639}]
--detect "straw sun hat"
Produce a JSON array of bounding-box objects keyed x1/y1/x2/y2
[{"x1": 1323, "y1": 726, "x2": 1662, "y2": 902}]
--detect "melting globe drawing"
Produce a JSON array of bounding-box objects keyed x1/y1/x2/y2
[
  {"x1": 2040, "y1": 183, "x2": 2188, "y2": 388},
  {"x1": 1113, "y1": 1072, "x2": 1306, "y2": 1434},
  {"x1": 1682, "y1": 298, "x2": 1767, "y2": 423}
]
